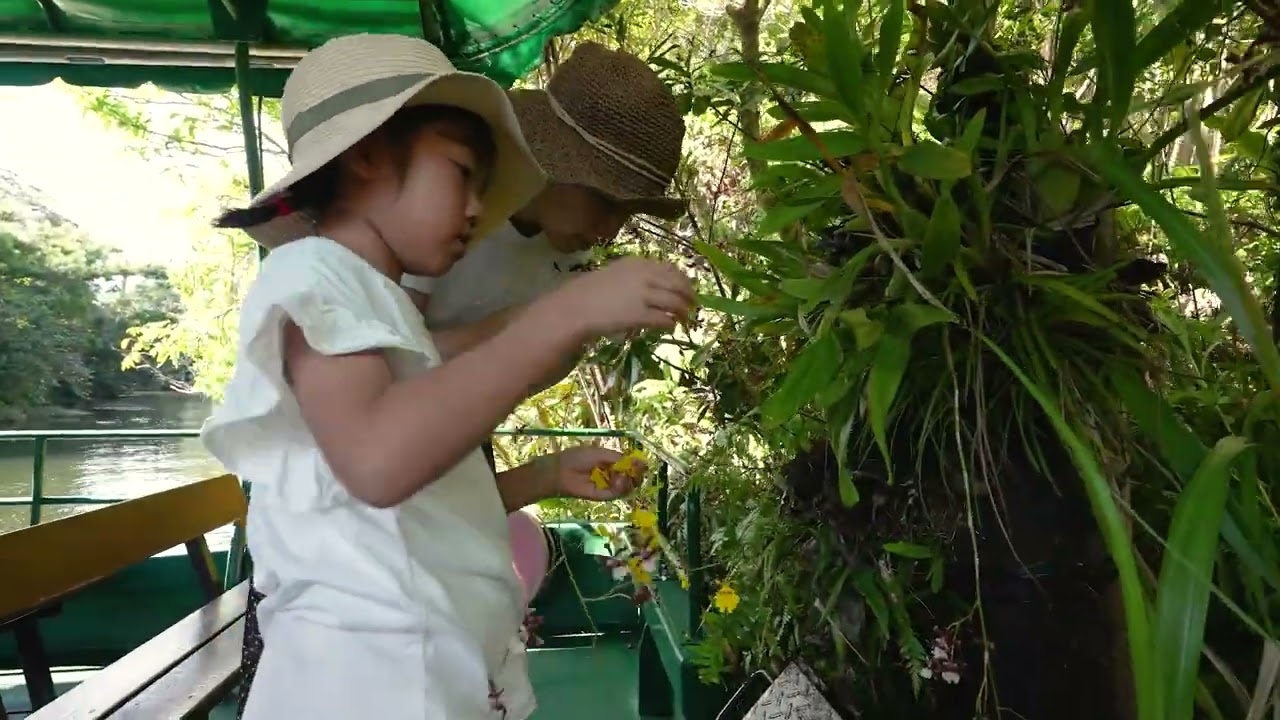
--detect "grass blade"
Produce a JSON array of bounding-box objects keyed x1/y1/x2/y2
[{"x1": 1155, "y1": 436, "x2": 1246, "y2": 720}]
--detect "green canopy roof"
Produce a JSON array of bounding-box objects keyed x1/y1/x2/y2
[{"x1": 0, "y1": 0, "x2": 616, "y2": 95}]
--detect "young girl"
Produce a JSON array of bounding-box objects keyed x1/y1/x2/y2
[{"x1": 202, "y1": 34, "x2": 694, "y2": 719}]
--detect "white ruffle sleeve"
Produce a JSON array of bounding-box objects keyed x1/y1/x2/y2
[{"x1": 202, "y1": 237, "x2": 436, "y2": 510}]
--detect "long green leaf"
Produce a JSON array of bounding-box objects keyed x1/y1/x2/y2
[
  {"x1": 1134, "y1": 0, "x2": 1232, "y2": 74},
  {"x1": 761, "y1": 332, "x2": 843, "y2": 427},
  {"x1": 1155, "y1": 436, "x2": 1246, "y2": 720},
  {"x1": 1111, "y1": 370, "x2": 1280, "y2": 594},
  {"x1": 867, "y1": 327, "x2": 909, "y2": 483},
  {"x1": 1087, "y1": 0, "x2": 1137, "y2": 134},
  {"x1": 875, "y1": 0, "x2": 905, "y2": 95},
  {"x1": 823, "y1": 0, "x2": 866, "y2": 119},
  {"x1": 984, "y1": 338, "x2": 1159, "y2": 720},
  {"x1": 1087, "y1": 145, "x2": 1280, "y2": 394}
]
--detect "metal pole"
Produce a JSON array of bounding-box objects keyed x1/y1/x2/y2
[
  {"x1": 234, "y1": 41, "x2": 267, "y2": 261},
  {"x1": 28, "y1": 437, "x2": 46, "y2": 525},
  {"x1": 685, "y1": 487, "x2": 702, "y2": 637}
]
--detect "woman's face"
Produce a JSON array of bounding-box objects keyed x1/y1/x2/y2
[{"x1": 528, "y1": 183, "x2": 630, "y2": 253}]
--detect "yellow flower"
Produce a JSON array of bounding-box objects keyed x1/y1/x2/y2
[
  {"x1": 630, "y1": 507, "x2": 658, "y2": 530},
  {"x1": 679, "y1": 575, "x2": 690, "y2": 590},
  {"x1": 611, "y1": 450, "x2": 649, "y2": 478},
  {"x1": 713, "y1": 584, "x2": 740, "y2": 613},
  {"x1": 627, "y1": 556, "x2": 653, "y2": 585},
  {"x1": 589, "y1": 467, "x2": 610, "y2": 490}
]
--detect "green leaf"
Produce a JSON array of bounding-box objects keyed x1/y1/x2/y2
[
  {"x1": 1154, "y1": 436, "x2": 1245, "y2": 720},
  {"x1": 744, "y1": 131, "x2": 867, "y2": 162},
  {"x1": 883, "y1": 542, "x2": 932, "y2": 559},
  {"x1": 708, "y1": 61, "x2": 836, "y2": 97},
  {"x1": 1134, "y1": 0, "x2": 1229, "y2": 74},
  {"x1": 822, "y1": 0, "x2": 866, "y2": 118},
  {"x1": 892, "y1": 303, "x2": 954, "y2": 333},
  {"x1": 778, "y1": 277, "x2": 829, "y2": 301},
  {"x1": 867, "y1": 327, "x2": 910, "y2": 482},
  {"x1": 897, "y1": 141, "x2": 972, "y2": 179},
  {"x1": 760, "y1": 202, "x2": 822, "y2": 236},
  {"x1": 1087, "y1": 144, "x2": 1280, "y2": 394},
  {"x1": 761, "y1": 332, "x2": 843, "y2": 427},
  {"x1": 1088, "y1": 0, "x2": 1137, "y2": 134},
  {"x1": 946, "y1": 75, "x2": 1006, "y2": 95},
  {"x1": 840, "y1": 308, "x2": 883, "y2": 349},
  {"x1": 1048, "y1": 9, "x2": 1088, "y2": 119},
  {"x1": 1111, "y1": 369, "x2": 1280, "y2": 594},
  {"x1": 852, "y1": 567, "x2": 891, "y2": 642},
  {"x1": 1218, "y1": 86, "x2": 1263, "y2": 143},
  {"x1": 696, "y1": 293, "x2": 781, "y2": 319},
  {"x1": 693, "y1": 239, "x2": 773, "y2": 296},
  {"x1": 921, "y1": 190, "x2": 962, "y2": 276},
  {"x1": 765, "y1": 100, "x2": 853, "y2": 124},
  {"x1": 876, "y1": 0, "x2": 905, "y2": 95}
]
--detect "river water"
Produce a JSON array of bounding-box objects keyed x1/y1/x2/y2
[{"x1": 0, "y1": 392, "x2": 228, "y2": 540}]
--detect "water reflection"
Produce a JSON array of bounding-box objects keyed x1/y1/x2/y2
[{"x1": 0, "y1": 392, "x2": 229, "y2": 543}]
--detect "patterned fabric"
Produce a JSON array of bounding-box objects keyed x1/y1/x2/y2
[{"x1": 236, "y1": 581, "x2": 267, "y2": 719}]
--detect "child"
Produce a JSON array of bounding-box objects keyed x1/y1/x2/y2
[
  {"x1": 203, "y1": 34, "x2": 694, "y2": 720},
  {"x1": 401, "y1": 41, "x2": 687, "y2": 372}
]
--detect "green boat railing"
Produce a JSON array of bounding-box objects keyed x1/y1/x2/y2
[{"x1": 0, "y1": 425, "x2": 705, "y2": 637}]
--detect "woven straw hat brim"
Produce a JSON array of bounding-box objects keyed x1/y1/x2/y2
[
  {"x1": 245, "y1": 72, "x2": 545, "y2": 248},
  {"x1": 510, "y1": 90, "x2": 686, "y2": 220}
]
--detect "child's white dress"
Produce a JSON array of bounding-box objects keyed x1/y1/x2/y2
[{"x1": 203, "y1": 237, "x2": 535, "y2": 719}]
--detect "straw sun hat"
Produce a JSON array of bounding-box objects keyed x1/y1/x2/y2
[
  {"x1": 240, "y1": 33, "x2": 545, "y2": 248},
  {"x1": 510, "y1": 42, "x2": 687, "y2": 219}
]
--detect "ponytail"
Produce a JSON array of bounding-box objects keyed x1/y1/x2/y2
[{"x1": 214, "y1": 197, "x2": 296, "y2": 229}]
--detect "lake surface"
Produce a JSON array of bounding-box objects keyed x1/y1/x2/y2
[{"x1": 0, "y1": 392, "x2": 229, "y2": 541}]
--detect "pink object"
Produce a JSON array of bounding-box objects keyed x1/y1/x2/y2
[{"x1": 507, "y1": 508, "x2": 551, "y2": 605}]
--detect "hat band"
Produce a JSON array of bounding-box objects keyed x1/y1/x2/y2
[
  {"x1": 286, "y1": 72, "x2": 429, "y2": 155},
  {"x1": 544, "y1": 92, "x2": 672, "y2": 191}
]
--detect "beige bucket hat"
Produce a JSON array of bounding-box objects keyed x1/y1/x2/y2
[
  {"x1": 237, "y1": 33, "x2": 545, "y2": 248},
  {"x1": 510, "y1": 42, "x2": 686, "y2": 219}
]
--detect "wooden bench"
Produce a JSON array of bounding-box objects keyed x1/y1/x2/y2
[{"x1": 0, "y1": 474, "x2": 248, "y2": 719}]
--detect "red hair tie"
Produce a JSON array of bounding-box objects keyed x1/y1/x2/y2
[{"x1": 273, "y1": 197, "x2": 296, "y2": 218}]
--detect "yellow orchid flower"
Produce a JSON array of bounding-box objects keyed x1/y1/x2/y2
[
  {"x1": 630, "y1": 507, "x2": 658, "y2": 530},
  {"x1": 713, "y1": 584, "x2": 740, "y2": 613},
  {"x1": 611, "y1": 449, "x2": 650, "y2": 478},
  {"x1": 626, "y1": 556, "x2": 653, "y2": 585},
  {"x1": 589, "y1": 467, "x2": 610, "y2": 490}
]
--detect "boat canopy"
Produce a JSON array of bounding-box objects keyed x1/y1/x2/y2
[{"x1": 0, "y1": 0, "x2": 616, "y2": 95}]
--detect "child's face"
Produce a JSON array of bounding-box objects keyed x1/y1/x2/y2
[
  {"x1": 364, "y1": 120, "x2": 490, "y2": 277},
  {"x1": 530, "y1": 184, "x2": 631, "y2": 253}
]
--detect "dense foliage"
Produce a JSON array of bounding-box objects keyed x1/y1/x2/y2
[{"x1": 0, "y1": 192, "x2": 182, "y2": 424}]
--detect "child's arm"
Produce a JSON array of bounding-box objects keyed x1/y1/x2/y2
[{"x1": 285, "y1": 258, "x2": 692, "y2": 509}]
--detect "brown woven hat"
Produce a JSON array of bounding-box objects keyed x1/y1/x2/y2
[
  {"x1": 510, "y1": 42, "x2": 686, "y2": 220},
  {"x1": 238, "y1": 34, "x2": 545, "y2": 248}
]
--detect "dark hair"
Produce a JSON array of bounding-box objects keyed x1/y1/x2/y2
[{"x1": 215, "y1": 104, "x2": 497, "y2": 230}]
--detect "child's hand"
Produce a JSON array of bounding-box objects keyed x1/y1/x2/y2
[
  {"x1": 538, "y1": 258, "x2": 695, "y2": 341},
  {"x1": 541, "y1": 445, "x2": 648, "y2": 502}
]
